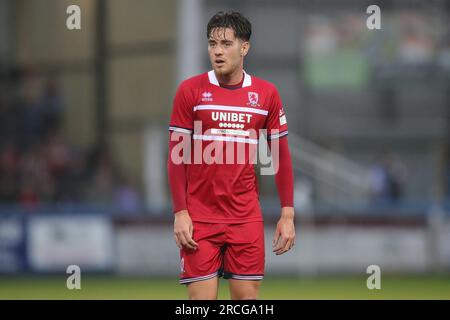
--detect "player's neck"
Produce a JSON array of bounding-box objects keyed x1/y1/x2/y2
[{"x1": 215, "y1": 67, "x2": 244, "y2": 86}]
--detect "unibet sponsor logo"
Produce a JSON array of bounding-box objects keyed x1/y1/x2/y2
[{"x1": 212, "y1": 112, "x2": 252, "y2": 123}]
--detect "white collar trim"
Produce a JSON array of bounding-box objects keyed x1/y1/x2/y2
[{"x1": 208, "y1": 70, "x2": 252, "y2": 88}]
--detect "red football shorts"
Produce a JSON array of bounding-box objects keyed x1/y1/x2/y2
[{"x1": 179, "y1": 221, "x2": 265, "y2": 284}]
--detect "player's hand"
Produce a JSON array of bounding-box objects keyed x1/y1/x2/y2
[
  {"x1": 273, "y1": 207, "x2": 295, "y2": 255},
  {"x1": 174, "y1": 210, "x2": 199, "y2": 251}
]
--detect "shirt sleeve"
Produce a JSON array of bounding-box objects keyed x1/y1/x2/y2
[
  {"x1": 169, "y1": 82, "x2": 194, "y2": 134},
  {"x1": 266, "y1": 85, "x2": 294, "y2": 208},
  {"x1": 167, "y1": 81, "x2": 194, "y2": 214},
  {"x1": 270, "y1": 137, "x2": 294, "y2": 208},
  {"x1": 167, "y1": 131, "x2": 188, "y2": 213},
  {"x1": 265, "y1": 86, "x2": 289, "y2": 140}
]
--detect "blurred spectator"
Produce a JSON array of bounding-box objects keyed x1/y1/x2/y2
[
  {"x1": 114, "y1": 173, "x2": 141, "y2": 214},
  {"x1": 40, "y1": 77, "x2": 64, "y2": 133},
  {"x1": 294, "y1": 177, "x2": 313, "y2": 213},
  {"x1": 0, "y1": 68, "x2": 141, "y2": 211},
  {"x1": 18, "y1": 70, "x2": 64, "y2": 150},
  {"x1": 18, "y1": 181, "x2": 39, "y2": 211},
  {"x1": 369, "y1": 154, "x2": 406, "y2": 204},
  {"x1": 85, "y1": 162, "x2": 115, "y2": 204},
  {"x1": 0, "y1": 93, "x2": 20, "y2": 146},
  {"x1": 397, "y1": 12, "x2": 436, "y2": 65},
  {"x1": 18, "y1": 68, "x2": 46, "y2": 149},
  {"x1": 56, "y1": 148, "x2": 88, "y2": 202},
  {"x1": 85, "y1": 146, "x2": 117, "y2": 204},
  {"x1": 19, "y1": 143, "x2": 55, "y2": 205},
  {"x1": 0, "y1": 144, "x2": 20, "y2": 203},
  {"x1": 45, "y1": 129, "x2": 86, "y2": 202}
]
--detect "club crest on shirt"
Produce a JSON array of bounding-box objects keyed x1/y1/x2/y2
[{"x1": 247, "y1": 92, "x2": 260, "y2": 107}]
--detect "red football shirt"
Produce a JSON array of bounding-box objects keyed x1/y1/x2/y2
[{"x1": 169, "y1": 70, "x2": 289, "y2": 223}]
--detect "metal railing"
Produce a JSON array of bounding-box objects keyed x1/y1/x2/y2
[{"x1": 288, "y1": 133, "x2": 373, "y2": 208}]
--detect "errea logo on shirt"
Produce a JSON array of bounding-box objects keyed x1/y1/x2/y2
[{"x1": 202, "y1": 92, "x2": 213, "y2": 102}]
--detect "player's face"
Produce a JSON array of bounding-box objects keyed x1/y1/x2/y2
[{"x1": 208, "y1": 27, "x2": 249, "y2": 77}]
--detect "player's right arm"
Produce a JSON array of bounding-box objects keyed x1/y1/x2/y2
[
  {"x1": 168, "y1": 134, "x2": 198, "y2": 250},
  {"x1": 167, "y1": 81, "x2": 198, "y2": 250},
  {"x1": 173, "y1": 209, "x2": 198, "y2": 250}
]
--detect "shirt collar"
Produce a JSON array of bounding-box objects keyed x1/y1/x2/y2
[{"x1": 208, "y1": 70, "x2": 252, "y2": 88}]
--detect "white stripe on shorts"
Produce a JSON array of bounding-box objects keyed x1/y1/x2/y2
[
  {"x1": 230, "y1": 274, "x2": 264, "y2": 281},
  {"x1": 179, "y1": 271, "x2": 220, "y2": 284}
]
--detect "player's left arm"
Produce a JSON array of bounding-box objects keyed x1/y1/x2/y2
[
  {"x1": 266, "y1": 86, "x2": 295, "y2": 255},
  {"x1": 269, "y1": 137, "x2": 295, "y2": 255}
]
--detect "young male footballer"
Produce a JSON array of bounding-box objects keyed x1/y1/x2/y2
[{"x1": 168, "y1": 11, "x2": 295, "y2": 300}]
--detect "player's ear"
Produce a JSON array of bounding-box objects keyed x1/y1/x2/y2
[{"x1": 241, "y1": 41, "x2": 250, "y2": 57}]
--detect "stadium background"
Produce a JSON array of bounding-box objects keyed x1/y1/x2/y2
[{"x1": 0, "y1": 0, "x2": 450, "y2": 299}]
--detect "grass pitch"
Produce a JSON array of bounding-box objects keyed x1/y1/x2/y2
[{"x1": 0, "y1": 275, "x2": 449, "y2": 300}]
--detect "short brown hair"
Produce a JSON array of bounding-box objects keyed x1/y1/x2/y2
[{"x1": 207, "y1": 11, "x2": 252, "y2": 42}]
